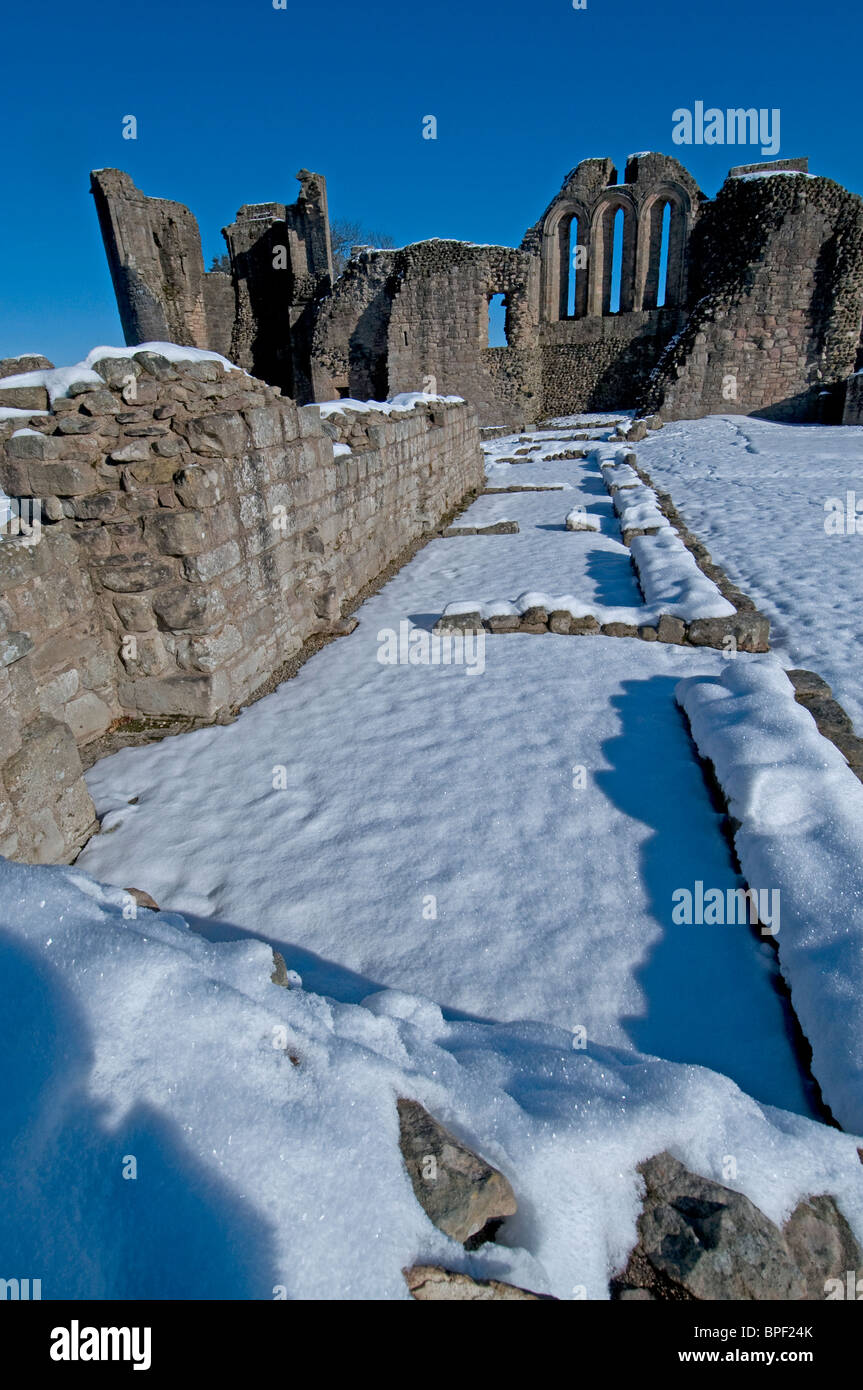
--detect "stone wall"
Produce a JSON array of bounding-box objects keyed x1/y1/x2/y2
[
  {"x1": 224, "y1": 170, "x2": 334, "y2": 401},
  {"x1": 91, "y1": 155, "x2": 863, "y2": 429},
  {"x1": 540, "y1": 308, "x2": 686, "y2": 416},
  {"x1": 638, "y1": 172, "x2": 863, "y2": 422},
  {"x1": 91, "y1": 169, "x2": 231, "y2": 356},
  {"x1": 312, "y1": 241, "x2": 541, "y2": 430},
  {"x1": 91, "y1": 168, "x2": 333, "y2": 391},
  {"x1": 0, "y1": 352, "x2": 482, "y2": 864}
]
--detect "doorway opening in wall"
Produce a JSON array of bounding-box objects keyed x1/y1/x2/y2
[
  {"x1": 657, "y1": 202, "x2": 671, "y2": 308},
  {"x1": 609, "y1": 208, "x2": 624, "y2": 314},
  {"x1": 487, "y1": 293, "x2": 508, "y2": 347}
]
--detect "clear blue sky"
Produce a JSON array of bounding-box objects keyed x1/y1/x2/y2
[{"x1": 2, "y1": 0, "x2": 860, "y2": 364}]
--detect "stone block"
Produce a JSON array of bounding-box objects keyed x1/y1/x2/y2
[
  {"x1": 119, "y1": 671, "x2": 230, "y2": 719},
  {"x1": 5, "y1": 431, "x2": 62, "y2": 460},
  {"x1": 244, "y1": 406, "x2": 284, "y2": 449},
  {"x1": 146, "y1": 510, "x2": 210, "y2": 557},
  {"x1": 687, "y1": 611, "x2": 770, "y2": 653},
  {"x1": 92, "y1": 357, "x2": 142, "y2": 387},
  {"x1": 64, "y1": 691, "x2": 113, "y2": 740},
  {"x1": 397, "y1": 1099, "x2": 517, "y2": 1245},
  {"x1": 181, "y1": 540, "x2": 242, "y2": 584},
  {"x1": 95, "y1": 556, "x2": 176, "y2": 593},
  {"x1": 3, "y1": 714, "x2": 85, "y2": 810},
  {"x1": 0, "y1": 631, "x2": 33, "y2": 666},
  {"x1": 173, "y1": 464, "x2": 222, "y2": 508},
  {"x1": 28, "y1": 462, "x2": 99, "y2": 497},
  {"x1": 151, "y1": 584, "x2": 225, "y2": 634},
  {"x1": 0, "y1": 385, "x2": 49, "y2": 411},
  {"x1": 185, "y1": 412, "x2": 247, "y2": 457},
  {"x1": 657, "y1": 615, "x2": 687, "y2": 644}
]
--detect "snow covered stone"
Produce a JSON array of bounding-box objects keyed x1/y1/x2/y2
[
  {"x1": 397, "y1": 1098, "x2": 517, "y2": 1245},
  {"x1": 434, "y1": 609, "x2": 484, "y2": 633},
  {"x1": 613, "y1": 1152, "x2": 861, "y2": 1301},
  {"x1": 565, "y1": 509, "x2": 600, "y2": 531},
  {"x1": 405, "y1": 1266, "x2": 547, "y2": 1300}
]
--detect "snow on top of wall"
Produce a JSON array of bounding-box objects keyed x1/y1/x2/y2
[
  {"x1": 318, "y1": 392, "x2": 464, "y2": 418},
  {"x1": 0, "y1": 408, "x2": 50, "y2": 421},
  {"x1": 349, "y1": 239, "x2": 501, "y2": 258},
  {"x1": 0, "y1": 343, "x2": 241, "y2": 405},
  {"x1": 733, "y1": 171, "x2": 816, "y2": 181},
  {"x1": 677, "y1": 660, "x2": 863, "y2": 1133}
]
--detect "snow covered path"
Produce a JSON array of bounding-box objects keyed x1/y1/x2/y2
[
  {"x1": 640, "y1": 416, "x2": 863, "y2": 727},
  {"x1": 77, "y1": 423, "x2": 816, "y2": 1119}
]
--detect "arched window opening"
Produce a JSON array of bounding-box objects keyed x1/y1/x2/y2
[
  {"x1": 487, "y1": 293, "x2": 508, "y2": 347},
  {"x1": 566, "y1": 215, "x2": 584, "y2": 319},
  {"x1": 609, "y1": 207, "x2": 624, "y2": 314},
  {"x1": 656, "y1": 202, "x2": 671, "y2": 309}
]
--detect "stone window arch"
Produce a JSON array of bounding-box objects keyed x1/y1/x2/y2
[
  {"x1": 540, "y1": 201, "x2": 589, "y2": 322},
  {"x1": 635, "y1": 187, "x2": 690, "y2": 310},
  {"x1": 588, "y1": 194, "x2": 637, "y2": 317}
]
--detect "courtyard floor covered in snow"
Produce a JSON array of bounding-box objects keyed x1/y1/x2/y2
[{"x1": 3, "y1": 413, "x2": 863, "y2": 1299}]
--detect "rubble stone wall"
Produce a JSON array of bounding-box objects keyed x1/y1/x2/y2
[
  {"x1": 312, "y1": 241, "x2": 541, "y2": 430},
  {"x1": 0, "y1": 353, "x2": 482, "y2": 863},
  {"x1": 638, "y1": 173, "x2": 863, "y2": 422}
]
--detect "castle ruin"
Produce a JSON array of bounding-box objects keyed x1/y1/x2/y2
[{"x1": 91, "y1": 152, "x2": 863, "y2": 429}]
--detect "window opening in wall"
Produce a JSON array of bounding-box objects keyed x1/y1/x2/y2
[
  {"x1": 487, "y1": 293, "x2": 508, "y2": 346},
  {"x1": 566, "y1": 217, "x2": 582, "y2": 319},
  {"x1": 657, "y1": 202, "x2": 671, "y2": 308},
  {"x1": 403, "y1": 330, "x2": 409, "y2": 346},
  {"x1": 609, "y1": 208, "x2": 624, "y2": 314}
]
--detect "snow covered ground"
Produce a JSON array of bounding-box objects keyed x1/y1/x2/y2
[
  {"x1": 3, "y1": 414, "x2": 863, "y2": 1300},
  {"x1": 76, "y1": 428, "x2": 813, "y2": 1116},
  {"x1": 3, "y1": 858, "x2": 861, "y2": 1300},
  {"x1": 640, "y1": 415, "x2": 863, "y2": 727}
]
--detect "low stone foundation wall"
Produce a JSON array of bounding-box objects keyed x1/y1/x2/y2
[{"x1": 0, "y1": 352, "x2": 482, "y2": 862}]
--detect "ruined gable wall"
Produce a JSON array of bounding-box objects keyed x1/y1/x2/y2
[
  {"x1": 639, "y1": 173, "x2": 863, "y2": 422},
  {"x1": 527, "y1": 153, "x2": 704, "y2": 418},
  {"x1": 312, "y1": 241, "x2": 542, "y2": 429},
  {"x1": 0, "y1": 354, "x2": 482, "y2": 864},
  {"x1": 387, "y1": 243, "x2": 541, "y2": 430}
]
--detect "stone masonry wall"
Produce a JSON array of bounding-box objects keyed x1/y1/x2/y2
[
  {"x1": 0, "y1": 352, "x2": 482, "y2": 864},
  {"x1": 312, "y1": 241, "x2": 541, "y2": 430},
  {"x1": 91, "y1": 169, "x2": 232, "y2": 357},
  {"x1": 540, "y1": 308, "x2": 686, "y2": 416},
  {"x1": 639, "y1": 173, "x2": 863, "y2": 422}
]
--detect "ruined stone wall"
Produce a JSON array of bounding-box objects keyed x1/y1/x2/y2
[
  {"x1": 312, "y1": 241, "x2": 541, "y2": 430},
  {"x1": 540, "y1": 308, "x2": 686, "y2": 415},
  {"x1": 639, "y1": 173, "x2": 863, "y2": 422},
  {"x1": 310, "y1": 249, "x2": 398, "y2": 402},
  {"x1": 0, "y1": 529, "x2": 114, "y2": 862},
  {"x1": 92, "y1": 156, "x2": 863, "y2": 429},
  {"x1": 91, "y1": 170, "x2": 221, "y2": 352},
  {"x1": 0, "y1": 352, "x2": 482, "y2": 863},
  {"x1": 91, "y1": 169, "x2": 333, "y2": 389},
  {"x1": 223, "y1": 171, "x2": 333, "y2": 401}
]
